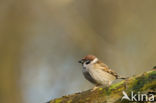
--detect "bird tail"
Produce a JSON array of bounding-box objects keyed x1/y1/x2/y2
[{"x1": 117, "y1": 76, "x2": 127, "y2": 79}]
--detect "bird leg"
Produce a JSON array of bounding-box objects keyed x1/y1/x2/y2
[{"x1": 91, "y1": 84, "x2": 100, "y2": 91}]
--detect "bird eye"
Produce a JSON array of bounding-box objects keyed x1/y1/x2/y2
[{"x1": 85, "y1": 60, "x2": 90, "y2": 64}]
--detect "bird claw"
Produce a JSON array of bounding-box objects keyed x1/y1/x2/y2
[{"x1": 91, "y1": 86, "x2": 99, "y2": 91}]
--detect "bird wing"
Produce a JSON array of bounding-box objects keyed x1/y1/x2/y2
[{"x1": 96, "y1": 61, "x2": 119, "y2": 78}]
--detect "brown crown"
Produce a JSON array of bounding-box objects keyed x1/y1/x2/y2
[{"x1": 83, "y1": 54, "x2": 96, "y2": 61}]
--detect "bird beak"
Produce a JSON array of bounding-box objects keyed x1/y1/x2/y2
[{"x1": 78, "y1": 59, "x2": 84, "y2": 64}]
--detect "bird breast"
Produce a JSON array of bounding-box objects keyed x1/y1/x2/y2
[{"x1": 83, "y1": 66, "x2": 116, "y2": 86}]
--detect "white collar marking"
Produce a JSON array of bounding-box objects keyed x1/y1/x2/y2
[{"x1": 91, "y1": 58, "x2": 98, "y2": 64}]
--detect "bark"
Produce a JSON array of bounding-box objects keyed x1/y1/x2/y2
[{"x1": 47, "y1": 70, "x2": 156, "y2": 103}]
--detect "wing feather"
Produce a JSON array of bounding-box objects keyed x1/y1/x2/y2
[{"x1": 95, "y1": 61, "x2": 119, "y2": 78}]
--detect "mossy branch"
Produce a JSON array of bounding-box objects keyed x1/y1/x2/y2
[{"x1": 47, "y1": 70, "x2": 156, "y2": 103}]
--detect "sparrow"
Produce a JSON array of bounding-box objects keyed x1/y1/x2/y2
[{"x1": 78, "y1": 55, "x2": 126, "y2": 88}]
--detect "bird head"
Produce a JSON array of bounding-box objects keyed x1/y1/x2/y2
[{"x1": 78, "y1": 55, "x2": 98, "y2": 66}]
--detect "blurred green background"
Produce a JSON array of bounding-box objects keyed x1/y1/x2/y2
[{"x1": 0, "y1": 0, "x2": 156, "y2": 103}]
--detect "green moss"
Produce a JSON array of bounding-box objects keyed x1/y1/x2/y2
[
  {"x1": 49, "y1": 70, "x2": 155, "y2": 103},
  {"x1": 103, "y1": 80, "x2": 125, "y2": 95},
  {"x1": 55, "y1": 98, "x2": 62, "y2": 103},
  {"x1": 67, "y1": 100, "x2": 72, "y2": 103},
  {"x1": 99, "y1": 88, "x2": 103, "y2": 91},
  {"x1": 142, "y1": 81, "x2": 156, "y2": 91},
  {"x1": 141, "y1": 71, "x2": 156, "y2": 91},
  {"x1": 109, "y1": 80, "x2": 125, "y2": 90},
  {"x1": 148, "y1": 71, "x2": 156, "y2": 81},
  {"x1": 132, "y1": 70, "x2": 156, "y2": 92},
  {"x1": 132, "y1": 76, "x2": 147, "y2": 91},
  {"x1": 86, "y1": 97, "x2": 90, "y2": 100}
]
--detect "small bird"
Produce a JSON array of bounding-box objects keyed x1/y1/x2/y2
[{"x1": 79, "y1": 55, "x2": 126, "y2": 89}]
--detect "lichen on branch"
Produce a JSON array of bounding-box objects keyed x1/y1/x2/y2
[{"x1": 47, "y1": 70, "x2": 156, "y2": 103}]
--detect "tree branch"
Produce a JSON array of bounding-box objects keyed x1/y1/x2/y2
[{"x1": 47, "y1": 70, "x2": 156, "y2": 103}]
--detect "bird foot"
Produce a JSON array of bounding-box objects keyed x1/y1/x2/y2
[{"x1": 91, "y1": 86, "x2": 99, "y2": 91}]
